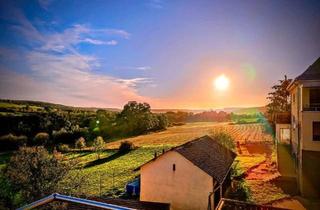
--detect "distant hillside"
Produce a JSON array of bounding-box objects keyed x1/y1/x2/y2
[
  {"x1": 0, "y1": 99, "x2": 265, "y2": 114},
  {"x1": 153, "y1": 107, "x2": 266, "y2": 114},
  {"x1": 230, "y1": 107, "x2": 266, "y2": 114},
  {"x1": 0, "y1": 99, "x2": 120, "y2": 112}
]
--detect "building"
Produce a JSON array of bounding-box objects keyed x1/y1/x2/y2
[
  {"x1": 286, "y1": 57, "x2": 320, "y2": 197},
  {"x1": 274, "y1": 112, "x2": 291, "y2": 144},
  {"x1": 136, "y1": 135, "x2": 236, "y2": 210}
]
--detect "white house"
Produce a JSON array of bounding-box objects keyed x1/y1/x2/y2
[
  {"x1": 136, "y1": 135, "x2": 236, "y2": 210},
  {"x1": 276, "y1": 57, "x2": 320, "y2": 198}
]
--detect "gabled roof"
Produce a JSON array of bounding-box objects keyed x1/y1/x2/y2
[
  {"x1": 296, "y1": 57, "x2": 320, "y2": 81},
  {"x1": 136, "y1": 135, "x2": 237, "y2": 185}
]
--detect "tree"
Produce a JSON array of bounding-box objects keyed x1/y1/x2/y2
[
  {"x1": 93, "y1": 136, "x2": 105, "y2": 159},
  {"x1": 75, "y1": 137, "x2": 86, "y2": 150},
  {"x1": 5, "y1": 146, "x2": 71, "y2": 203},
  {"x1": 118, "y1": 141, "x2": 134, "y2": 154},
  {"x1": 33, "y1": 132, "x2": 50, "y2": 146},
  {"x1": 210, "y1": 132, "x2": 236, "y2": 152},
  {"x1": 266, "y1": 75, "x2": 292, "y2": 120}
]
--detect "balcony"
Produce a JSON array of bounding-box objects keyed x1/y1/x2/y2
[{"x1": 303, "y1": 105, "x2": 320, "y2": 112}]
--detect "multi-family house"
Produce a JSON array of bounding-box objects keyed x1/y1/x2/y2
[{"x1": 286, "y1": 57, "x2": 320, "y2": 197}]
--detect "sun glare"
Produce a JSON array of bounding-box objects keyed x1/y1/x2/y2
[{"x1": 214, "y1": 74, "x2": 230, "y2": 91}]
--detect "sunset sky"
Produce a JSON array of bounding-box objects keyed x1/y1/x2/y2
[{"x1": 0, "y1": 0, "x2": 319, "y2": 109}]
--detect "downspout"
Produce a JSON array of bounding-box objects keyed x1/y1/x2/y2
[{"x1": 207, "y1": 182, "x2": 216, "y2": 210}]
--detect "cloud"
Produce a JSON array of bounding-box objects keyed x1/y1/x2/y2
[
  {"x1": 147, "y1": 0, "x2": 164, "y2": 9},
  {"x1": 0, "y1": 51, "x2": 151, "y2": 107},
  {"x1": 6, "y1": 10, "x2": 129, "y2": 53},
  {"x1": 83, "y1": 38, "x2": 118, "y2": 45},
  {"x1": 0, "y1": 7, "x2": 156, "y2": 108},
  {"x1": 38, "y1": 0, "x2": 54, "y2": 10},
  {"x1": 117, "y1": 66, "x2": 152, "y2": 71},
  {"x1": 38, "y1": 24, "x2": 123, "y2": 52},
  {"x1": 100, "y1": 29, "x2": 131, "y2": 39},
  {"x1": 116, "y1": 78, "x2": 153, "y2": 88},
  {"x1": 7, "y1": 8, "x2": 45, "y2": 43}
]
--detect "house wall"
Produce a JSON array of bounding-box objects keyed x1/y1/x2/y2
[
  {"x1": 290, "y1": 86, "x2": 300, "y2": 155},
  {"x1": 301, "y1": 112, "x2": 320, "y2": 151},
  {"x1": 140, "y1": 151, "x2": 214, "y2": 210},
  {"x1": 290, "y1": 81, "x2": 320, "y2": 197}
]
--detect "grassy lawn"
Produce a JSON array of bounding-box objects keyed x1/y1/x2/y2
[
  {"x1": 60, "y1": 146, "x2": 169, "y2": 197},
  {"x1": 235, "y1": 155, "x2": 266, "y2": 173},
  {"x1": 0, "y1": 122, "x2": 278, "y2": 199},
  {"x1": 247, "y1": 180, "x2": 289, "y2": 204}
]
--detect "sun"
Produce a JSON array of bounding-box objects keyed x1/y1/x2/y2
[{"x1": 214, "y1": 74, "x2": 230, "y2": 91}]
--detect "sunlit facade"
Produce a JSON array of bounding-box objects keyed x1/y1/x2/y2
[{"x1": 287, "y1": 57, "x2": 320, "y2": 197}]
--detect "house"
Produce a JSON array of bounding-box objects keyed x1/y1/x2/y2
[
  {"x1": 286, "y1": 56, "x2": 320, "y2": 197},
  {"x1": 136, "y1": 135, "x2": 237, "y2": 210},
  {"x1": 18, "y1": 193, "x2": 170, "y2": 210}
]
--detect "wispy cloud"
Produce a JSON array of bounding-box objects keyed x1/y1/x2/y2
[
  {"x1": 117, "y1": 66, "x2": 152, "y2": 71},
  {"x1": 38, "y1": 24, "x2": 123, "y2": 53},
  {"x1": 84, "y1": 38, "x2": 118, "y2": 45},
  {"x1": 116, "y1": 78, "x2": 153, "y2": 88},
  {"x1": 0, "y1": 7, "x2": 154, "y2": 107},
  {"x1": 38, "y1": 0, "x2": 54, "y2": 10},
  {"x1": 147, "y1": 0, "x2": 165, "y2": 9}
]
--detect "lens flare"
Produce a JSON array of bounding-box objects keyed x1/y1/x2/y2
[{"x1": 214, "y1": 74, "x2": 230, "y2": 91}]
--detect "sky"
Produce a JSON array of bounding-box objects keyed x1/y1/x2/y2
[{"x1": 0, "y1": 0, "x2": 319, "y2": 109}]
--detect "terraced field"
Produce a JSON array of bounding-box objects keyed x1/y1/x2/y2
[{"x1": 106, "y1": 122, "x2": 273, "y2": 149}]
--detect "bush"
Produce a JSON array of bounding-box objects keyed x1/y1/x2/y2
[
  {"x1": 57, "y1": 144, "x2": 70, "y2": 152},
  {"x1": 210, "y1": 131, "x2": 236, "y2": 152},
  {"x1": 33, "y1": 132, "x2": 50, "y2": 146},
  {"x1": 75, "y1": 137, "x2": 86, "y2": 150},
  {"x1": 93, "y1": 136, "x2": 105, "y2": 159},
  {"x1": 0, "y1": 134, "x2": 27, "y2": 151},
  {"x1": 118, "y1": 141, "x2": 134, "y2": 154},
  {"x1": 5, "y1": 146, "x2": 71, "y2": 203},
  {"x1": 52, "y1": 127, "x2": 89, "y2": 145},
  {"x1": 228, "y1": 179, "x2": 251, "y2": 201}
]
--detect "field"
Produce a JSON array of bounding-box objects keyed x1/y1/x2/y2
[
  {"x1": 1, "y1": 121, "x2": 287, "y2": 204},
  {"x1": 106, "y1": 122, "x2": 273, "y2": 149}
]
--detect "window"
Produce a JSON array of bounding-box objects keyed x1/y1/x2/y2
[
  {"x1": 310, "y1": 89, "x2": 320, "y2": 108},
  {"x1": 280, "y1": 128, "x2": 290, "y2": 142},
  {"x1": 172, "y1": 164, "x2": 176, "y2": 171},
  {"x1": 313, "y1": 122, "x2": 320, "y2": 141}
]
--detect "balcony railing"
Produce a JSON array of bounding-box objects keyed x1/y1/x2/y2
[{"x1": 303, "y1": 106, "x2": 320, "y2": 111}]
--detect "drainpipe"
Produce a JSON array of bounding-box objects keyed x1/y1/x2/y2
[{"x1": 207, "y1": 182, "x2": 216, "y2": 210}]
